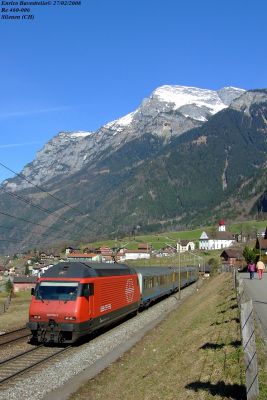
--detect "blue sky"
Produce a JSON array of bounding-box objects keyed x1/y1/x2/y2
[{"x1": 1, "y1": 0, "x2": 267, "y2": 183}]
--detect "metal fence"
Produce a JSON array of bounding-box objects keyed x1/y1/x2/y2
[{"x1": 234, "y1": 271, "x2": 259, "y2": 400}]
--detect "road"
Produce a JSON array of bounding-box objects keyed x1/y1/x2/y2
[{"x1": 239, "y1": 271, "x2": 267, "y2": 344}]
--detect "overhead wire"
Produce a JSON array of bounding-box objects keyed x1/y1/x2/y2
[
  {"x1": 0, "y1": 211, "x2": 85, "y2": 249},
  {"x1": 0, "y1": 185, "x2": 88, "y2": 230},
  {"x1": 0, "y1": 186, "x2": 71, "y2": 224},
  {"x1": 0, "y1": 210, "x2": 85, "y2": 245},
  {"x1": 0, "y1": 223, "x2": 71, "y2": 241},
  {"x1": 0, "y1": 161, "x2": 100, "y2": 225},
  {"x1": 0, "y1": 160, "x2": 105, "y2": 246},
  {"x1": 0, "y1": 224, "x2": 51, "y2": 239},
  {"x1": 0, "y1": 210, "x2": 64, "y2": 230}
]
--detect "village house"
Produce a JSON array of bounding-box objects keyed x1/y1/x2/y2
[
  {"x1": 13, "y1": 276, "x2": 37, "y2": 293},
  {"x1": 199, "y1": 220, "x2": 236, "y2": 250},
  {"x1": 177, "y1": 240, "x2": 195, "y2": 253},
  {"x1": 158, "y1": 246, "x2": 176, "y2": 257},
  {"x1": 118, "y1": 249, "x2": 151, "y2": 261},
  {"x1": 137, "y1": 243, "x2": 152, "y2": 251},
  {"x1": 255, "y1": 237, "x2": 267, "y2": 254},
  {"x1": 99, "y1": 246, "x2": 113, "y2": 257},
  {"x1": 65, "y1": 247, "x2": 81, "y2": 255},
  {"x1": 40, "y1": 252, "x2": 60, "y2": 261},
  {"x1": 220, "y1": 249, "x2": 244, "y2": 269},
  {"x1": 66, "y1": 252, "x2": 102, "y2": 262}
]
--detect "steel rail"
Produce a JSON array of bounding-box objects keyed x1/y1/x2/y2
[
  {"x1": 0, "y1": 344, "x2": 71, "y2": 385},
  {"x1": 0, "y1": 327, "x2": 30, "y2": 346},
  {"x1": 0, "y1": 344, "x2": 42, "y2": 366}
]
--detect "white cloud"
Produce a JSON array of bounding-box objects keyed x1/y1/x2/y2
[
  {"x1": 0, "y1": 142, "x2": 43, "y2": 149},
  {"x1": 0, "y1": 105, "x2": 72, "y2": 119}
]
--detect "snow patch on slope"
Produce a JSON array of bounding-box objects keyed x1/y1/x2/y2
[
  {"x1": 69, "y1": 131, "x2": 93, "y2": 138},
  {"x1": 104, "y1": 111, "x2": 137, "y2": 129},
  {"x1": 152, "y1": 85, "x2": 227, "y2": 114}
]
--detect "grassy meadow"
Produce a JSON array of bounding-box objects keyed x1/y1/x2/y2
[
  {"x1": 0, "y1": 290, "x2": 31, "y2": 331},
  {"x1": 81, "y1": 219, "x2": 267, "y2": 252},
  {"x1": 70, "y1": 273, "x2": 252, "y2": 400}
]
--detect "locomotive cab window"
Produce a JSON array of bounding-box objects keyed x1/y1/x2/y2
[
  {"x1": 81, "y1": 283, "x2": 94, "y2": 297},
  {"x1": 35, "y1": 281, "x2": 79, "y2": 302}
]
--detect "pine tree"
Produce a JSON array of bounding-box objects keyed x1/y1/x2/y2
[{"x1": 5, "y1": 279, "x2": 13, "y2": 294}]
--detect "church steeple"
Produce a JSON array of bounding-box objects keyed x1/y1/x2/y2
[{"x1": 218, "y1": 219, "x2": 225, "y2": 232}]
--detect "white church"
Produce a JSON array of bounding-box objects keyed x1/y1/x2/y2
[{"x1": 199, "y1": 220, "x2": 236, "y2": 250}]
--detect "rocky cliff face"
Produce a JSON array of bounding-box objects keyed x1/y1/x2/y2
[
  {"x1": 3, "y1": 85, "x2": 244, "y2": 191},
  {"x1": 230, "y1": 89, "x2": 267, "y2": 116},
  {"x1": 3, "y1": 84, "x2": 263, "y2": 254}
]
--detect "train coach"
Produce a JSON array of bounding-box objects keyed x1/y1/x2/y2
[
  {"x1": 27, "y1": 262, "x2": 198, "y2": 344},
  {"x1": 135, "y1": 266, "x2": 197, "y2": 308}
]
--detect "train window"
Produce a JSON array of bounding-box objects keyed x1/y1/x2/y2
[
  {"x1": 81, "y1": 283, "x2": 94, "y2": 297},
  {"x1": 154, "y1": 276, "x2": 160, "y2": 287},
  {"x1": 36, "y1": 281, "x2": 79, "y2": 302},
  {"x1": 144, "y1": 277, "x2": 153, "y2": 289}
]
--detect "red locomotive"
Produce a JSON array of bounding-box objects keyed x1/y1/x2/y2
[
  {"x1": 28, "y1": 262, "x2": 198, "y2": 344},
  {"x1": 28, "y1": 262, "x2": 140, "y2": 343}
]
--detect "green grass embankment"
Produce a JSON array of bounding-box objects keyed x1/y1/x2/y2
[
  {"x1": 71, "y1": 274, "x2": 249, "y2": 400},
  {"x1": 0, "y1": 291, "x2": 31, "y2": 331}
]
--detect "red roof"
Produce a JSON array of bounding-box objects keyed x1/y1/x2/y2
[
  {"x1": 137, "y1": 243, "x2": 151, "y2": 250},
  {"x1": 219, "y1": 219, "x2": 225, "y2": 226},
  {"x1": 67, "y1": 253, "x2": 98, "y2": 258}
]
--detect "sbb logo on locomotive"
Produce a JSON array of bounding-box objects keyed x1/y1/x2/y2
[
  {"x1": 125, "y1": 279, "x2": 135, "y2": 303},
  {"x1": 100, "y1": 303, "x2": 112, "y2": 313}
]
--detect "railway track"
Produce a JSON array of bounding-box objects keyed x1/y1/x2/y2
[
  {"x1": 0, "y1": 344, "x2": 71, "y2": 385},
  {"x1": 0, "y1": 327, "x2": 30, "y2": 346}
]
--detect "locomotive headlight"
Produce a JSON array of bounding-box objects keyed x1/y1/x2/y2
[
  {"x1": 64, "y1": 316, "x2": 76, "y2": 320},
  {"x1": 31, "y1": 315, "x2": 41, "y2": 319}
]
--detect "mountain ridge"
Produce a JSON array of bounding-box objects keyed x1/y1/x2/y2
[
  {"x1": 2, "y1": 86, "x2": 267, "y2": 254},
  {"x1": 3, "y1": 85, "x2": 244, "y2": 191}
]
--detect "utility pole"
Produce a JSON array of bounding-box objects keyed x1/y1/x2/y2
[{"x1": 178, "y1": 238, "x2": 181, "y2": 300}]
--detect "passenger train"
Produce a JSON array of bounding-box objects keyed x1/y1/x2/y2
[{"x1": 27, "y1": 262, "x2": 198, "y2": 344}]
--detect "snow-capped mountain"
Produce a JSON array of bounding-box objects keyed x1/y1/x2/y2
[
  {"x1": 151, "y1": 85, "x2": 245, "y2": 121},
  {"x1": 1, "y1": 87, "x2": 267, "y2": 254},
  {"x1": 4, "y1": 85, "x2": 245, "y2": 191}
]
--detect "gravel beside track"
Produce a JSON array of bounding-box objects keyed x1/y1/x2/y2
[
  {"x1": 0, "y1": 282, "x2": 200, "y2": 400},
  {"x1": 0, "y1": 340, "x2": 35, "y2": 363},
  {"x1": 0, "y1": 328, "x2": 30, "y2": 346}
]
